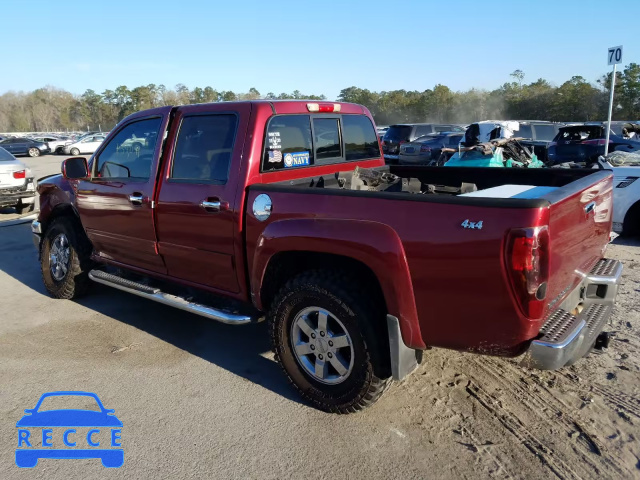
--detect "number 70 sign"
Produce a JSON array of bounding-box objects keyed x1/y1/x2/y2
[{"x1": 608, "y1": 46, "x2": 623, "y2": 66}]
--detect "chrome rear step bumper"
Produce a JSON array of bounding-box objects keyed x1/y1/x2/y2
[
  {"x1": 522, "y1": 258, "x2": 623, "y2": 370},
  {"x1": 89, "y1": 270, "x2": 256, "y2": 325}
]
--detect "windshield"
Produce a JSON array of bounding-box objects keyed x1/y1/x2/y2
[{"x1": 383, "y1": 125, "x2": 412, "y2": 142}]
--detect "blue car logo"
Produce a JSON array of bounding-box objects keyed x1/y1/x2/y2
[{"x1": 16, "y1": 391, "x2": 123, "y2": 468}]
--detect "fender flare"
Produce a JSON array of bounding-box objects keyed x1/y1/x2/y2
[{"x1": 251, "y1": 218, "x2": 425, "y2": 349}]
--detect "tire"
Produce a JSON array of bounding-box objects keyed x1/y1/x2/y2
[
  {"x1": 28, "y1": 147, "x2": 40, "y2": 157},
  {"x1": 41, "y1": 217, "x2": 92, "y2": 299},
  {"x1": 16, "y1": 203, "x2": 35, "y2": 215},
  {"x1": 131, "y1": 142, "x2": 142, "y2": 154},
  {"x1": 269, "y1": 270, "x2": 391, "y2": 413},
  {"x1": 70, "y1": 148, "x2": 80, "y2": 156}
]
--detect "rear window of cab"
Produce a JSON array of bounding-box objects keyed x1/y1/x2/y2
[{"x1": 262, "y1": 114, "x2": 381, "y2": 172}]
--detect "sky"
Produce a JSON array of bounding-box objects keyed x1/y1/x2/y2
[{"x1": 1, "y1": 0, "x2": 636, "y2": 100}]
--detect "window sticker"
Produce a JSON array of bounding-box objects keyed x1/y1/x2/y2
[
  {"x1": 283, "y1": 151, "x2": 310, "y2": 168},
  {"x1": 268, "y1": 132, "x2": 281, "y2": 149},
  {"x1": 268, "y1": 150, "x2": 283, "y2": 163}
]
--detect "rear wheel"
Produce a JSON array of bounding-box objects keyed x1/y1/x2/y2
[
  {"x1": 70, "y1": 148, "x2": 80, "y2": 156},
  {"x1": 41, "y1": 217, "x2": 92, "y2": 299},
  {"x1": 28, "y1": 147, "x2": 40, "y2": 157},
  {"x1": 269, "y1": 270, "x2": 391, "y2": 413}
]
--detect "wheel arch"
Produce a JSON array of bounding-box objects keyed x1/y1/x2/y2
[{"x1": 251, "y1": 218, "x2": 425, "y2": 349}]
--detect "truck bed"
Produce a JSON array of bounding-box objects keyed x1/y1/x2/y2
[{"x1": 246, "y1": 166, "x2": 613, "y2": 354}]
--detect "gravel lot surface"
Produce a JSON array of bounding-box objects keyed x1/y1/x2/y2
[{"x1": 0, "y1": 156, "x2": 638, "y2": 478}]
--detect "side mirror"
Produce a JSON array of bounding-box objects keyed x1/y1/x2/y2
[{"x1": 61, "y1": 157, "x2": 89, "y2": 179}]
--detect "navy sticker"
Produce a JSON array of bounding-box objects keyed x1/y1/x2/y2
[{"x1": 283, "y1": 151, "x2": 310, "y2": 168}]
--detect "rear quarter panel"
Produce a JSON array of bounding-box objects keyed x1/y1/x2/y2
[{"x1": 245, "y1": 187, "x2": 549, "y2": 354}]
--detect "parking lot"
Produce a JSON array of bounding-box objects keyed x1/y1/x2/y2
[{"x1": 1, "y1": 154, "x2": 639, "y2": 478}]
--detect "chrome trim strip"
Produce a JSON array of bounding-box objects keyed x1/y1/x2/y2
[{"x1": 89, "y1": 271, "x2": 254, "y2": 325}]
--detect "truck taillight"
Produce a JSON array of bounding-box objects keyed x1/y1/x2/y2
[
  {"x1": 307, "y1": 103, "x2": 341, "y2": 113},
  {"x1": 506, "y1": 227, "x2": 549, "y2": 319},
  {"x1": 13, "y1": 170, "x2": 26, "y2": 179}
]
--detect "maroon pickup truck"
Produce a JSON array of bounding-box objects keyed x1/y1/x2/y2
[{"x1": 32, "y1": 101, "x2": 622, "y2": 413}]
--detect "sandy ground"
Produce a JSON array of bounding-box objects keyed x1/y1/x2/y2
[{"x1": 0, "y1": 157, "x2": 639, "y2": 478}]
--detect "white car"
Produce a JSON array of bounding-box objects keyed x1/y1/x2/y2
[
  {"x1": 31, "y1": 136, "x2": 72, "y2": 154},
  {"x1": 0, "y1": 147, "x2": 36, "y2": 214},
  {"x1": 597, "y1": 153, "x2": 640, "y2": 235},
  {"x1": 62, "y1": 134, "x2": 107, "y2": 156}
]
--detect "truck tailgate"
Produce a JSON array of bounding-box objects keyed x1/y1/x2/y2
[{"x1": 544, "y1": 172, "x2": 613, "y2": 314}]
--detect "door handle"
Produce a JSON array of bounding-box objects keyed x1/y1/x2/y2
[
  {"x1": 200, "y1": 200, "x2": 221, "y2": 212},
  {"x1": 129, "y1": 193, "x2": 144, "y2": 205}
]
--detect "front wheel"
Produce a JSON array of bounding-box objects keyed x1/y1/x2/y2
[
  {"x1": 70, "y1": 148, "x2": 80, "y2": 156},
  {"x1": 269, "y1": 270, "x2": 391, "y2": 413},
  {"x1": 28, "y1": 147, "x2": 40, "y2": 157},
  {"x1": 41, "y1": 217, "x2": 92, "y2": 299}
]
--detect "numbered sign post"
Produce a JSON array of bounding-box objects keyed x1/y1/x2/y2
[{"x1": 605, "y1": 46, "x2": 623, "y2": 155}]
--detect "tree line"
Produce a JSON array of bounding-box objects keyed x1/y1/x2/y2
[{"x1": 0, "y1": 64, "x2": 638, "y2": 132}]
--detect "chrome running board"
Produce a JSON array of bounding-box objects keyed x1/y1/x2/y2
[{"x1": 89, "y1": 270, "x2": 256, "y2": 325}]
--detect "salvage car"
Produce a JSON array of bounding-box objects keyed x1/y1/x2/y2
[
  {"x1": 398, "y1": 132, "x2": 464, "y2": 165},
  {"x1": 62, "y1": 134, "x2": 107, "y2": 156},
  {"x1": 513, "y1": 121, "x2": 562, "y2": 163},
  {"x1": 31, "y1": 136, "x2": 72, "y2": 155},
  {"x1": 382, "y1": 123, "x2": 465, "y2": 163},
  {"x1": 590, "y1": 152, "x2": 640, "y2": 236},
  {"x1": 0, "y1": 137, "x2": 50, "y2": 157},
  {"x1": 0, "y1": 147, "x2": 36, "y2": 214},
  {"x1": 32, "y1": 101, "x2": 622, "y2": 413},
  {"x1": 547, "y1": 122, "x2": 640, "y2": 165}
]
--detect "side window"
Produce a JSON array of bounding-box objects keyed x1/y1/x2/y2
[
  {"x1": 262, "y1": 115, "x2": 313, "y2": 171},
  {"x1": 533, "y1": 124, "x2": 557, "y2": 141},
  {"x1": 171, "y1": 114, "x2": 238, "y2": 184},
  {"x1": 313, "y1": 118, "x2": 341, "y2": 160},
  {"x1": 95, "y1": 117, "x2": 162, "y2": 181},
  {"x1": 342, "y1": 115, "x2": 381, "y2": 161},
  {"x1": 517, "y1": 124, "x2": 533, "y2": 139},
  {"x1": 414, "y1": 125, "x2": 432, "y2": 137}
]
